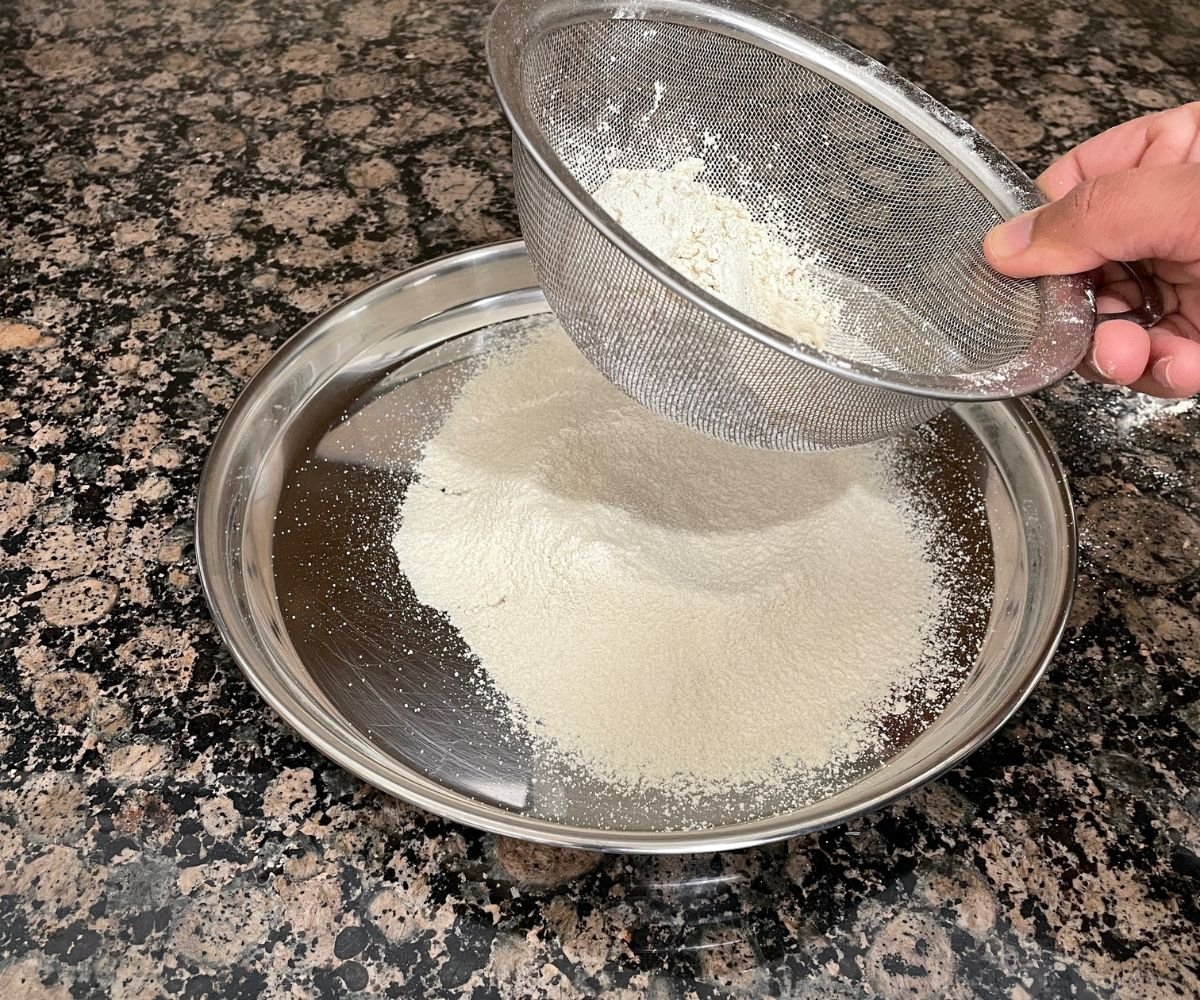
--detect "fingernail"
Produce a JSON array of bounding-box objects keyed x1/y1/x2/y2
[
  {"x1": 987, "y1": 213, "x2": 1036, "y2": 259},
  {"x1": 1152, "y1": 358, "x2": 1175, "y2": 390},
  {"x1": 1090, "y1": 344, "x2": 1119, "y2": 379}
]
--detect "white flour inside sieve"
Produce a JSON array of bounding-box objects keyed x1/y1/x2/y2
[
  {"x1": 591, "y1": 158, "x2": 839, "y2": 350},
  {"x1": 392, "y1": 322, "x2": 955, "y2": 801}
]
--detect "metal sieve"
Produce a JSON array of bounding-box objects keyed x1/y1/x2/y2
[{"x1": 486, "y1": 0, "x2": 1102, "y2": 450}]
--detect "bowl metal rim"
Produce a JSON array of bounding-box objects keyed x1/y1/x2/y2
[{"x1": 196, "y1": 239, "x2": 1076, "y2": 853}]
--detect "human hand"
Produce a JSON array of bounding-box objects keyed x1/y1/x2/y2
[{"x1": 984, "y1": 102, "x2": 1200, "y2": 398}]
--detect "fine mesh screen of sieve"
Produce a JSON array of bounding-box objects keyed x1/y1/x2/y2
[{"x1": 488, "y1": 0, "x2": 1094, "y2": 449}]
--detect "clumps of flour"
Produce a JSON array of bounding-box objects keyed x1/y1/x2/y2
[
  {"x1": 392, "y1": 322, "x2": 951, "y2": 802},
  {"x1": 590, "y1": 158, "x2": 838, "y2": 349}
]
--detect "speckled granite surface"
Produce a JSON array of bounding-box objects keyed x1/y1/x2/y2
[{"x1": 2, "y1": 0, "x2": 1199, "y2": 997}]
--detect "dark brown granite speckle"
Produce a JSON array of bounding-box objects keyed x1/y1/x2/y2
[{"x1": 2, "y1": 0, "x2": 1199, "y2": 997}]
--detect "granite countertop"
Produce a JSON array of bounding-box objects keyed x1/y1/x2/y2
[{"x1": 2, "y1": 0, "x2": 1199, "y2": 997}]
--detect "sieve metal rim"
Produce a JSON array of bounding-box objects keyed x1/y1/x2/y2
[{"x1": 486, "y1": 0, "x2": 1095, "y2": 401}]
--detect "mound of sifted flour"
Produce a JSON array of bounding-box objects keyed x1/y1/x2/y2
[
  {"x1": 591, "y1": 158, "x2": 838, "y2": 350},
  {"x1": 392, "y1": 322, "x2": 949, "y2": 798}
]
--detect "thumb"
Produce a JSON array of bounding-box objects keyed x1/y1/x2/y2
[{"x1": 984, "y1": 163, "x2": 1200, "y2": 278}]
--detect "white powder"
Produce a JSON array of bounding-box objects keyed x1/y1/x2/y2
[
  {"x1": 392, "y1": 323, "x2": 948, "y2": 798},
  {"x1": 591, "y1": 158, "x2": 837, "y2": 350},
  {"x1": 1117, "y1": 393, "x2": 1197, "y2": 432}
]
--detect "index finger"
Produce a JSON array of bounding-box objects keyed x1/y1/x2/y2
[{"x1": 1037, "y1": 102, "x2": 1200, "y2": 200}]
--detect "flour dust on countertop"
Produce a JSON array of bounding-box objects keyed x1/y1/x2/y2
[{"x1": 391, "y1": 322, "x2": 965, "y2": 811}]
